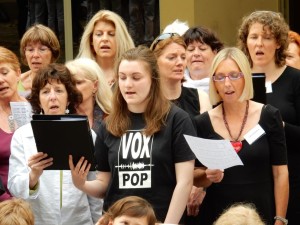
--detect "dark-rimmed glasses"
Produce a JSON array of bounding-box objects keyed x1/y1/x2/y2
[
  {"x1": 150, "y1": 33, "x2": 180, "y2": 50},
  {"x1": 213, "y1": 72, "x2": 244, "y2": 82}
]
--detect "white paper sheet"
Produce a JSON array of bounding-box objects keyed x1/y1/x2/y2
[
  {"x1": 10, "y1": 102, "x2": 32, "y2": 129},
  {"x1": 184, "y1": 135, "x2": 244, "y2": 170}
]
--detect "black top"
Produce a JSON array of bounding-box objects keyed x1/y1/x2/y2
[
  {"x1": 171, "y1": 86, "x2": 200, "y2": 118},
  {"x1": 266, "y1": 66, "x2": 300, "y2": 225},
  {"x1": 94, "y1": 105, "x2": 196, "y2": 222},
  {"x1": 194, "y1": 104, "x2": 287, "y2": 225}
]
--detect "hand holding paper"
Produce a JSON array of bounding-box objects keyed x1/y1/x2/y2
[{"x1": 184, "y1": 135, "x2": 244, "y2": 170}]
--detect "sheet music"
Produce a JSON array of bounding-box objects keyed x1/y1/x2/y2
[
  {"x1": 184, "y1": 135, "x2": 244, "y2": 170},
  {"x1": 10, "y1": 102, "x2": 32, "y2": 129}
]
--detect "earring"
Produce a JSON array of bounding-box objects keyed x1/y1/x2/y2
[
  {"x1": 40, "y1": 109, "x2": 43, "y2": 115},
  {"x1": 65, "y1": 108, "x2": 69, "y2": 114}
]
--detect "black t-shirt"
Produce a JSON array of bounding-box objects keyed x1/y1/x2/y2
[{"x1": 95, "y1": 104, "x2": 196, "y2": 222}]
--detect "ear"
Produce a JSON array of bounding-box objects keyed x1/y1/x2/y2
[
  {"x1": 16, "y1": 68, "x2": 21, "y2": 82},
  {"x1": 108, "y1": 219, "x2": 114, "y2": 225},
  {"x1": 93, "y1": 80, "x2": 99, "y2": 93}
]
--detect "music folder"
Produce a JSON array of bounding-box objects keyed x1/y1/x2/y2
[
  {"x1": 252, "y1": 73, "x2": 266, "y2": 104},
  {"x1": 31, "y1": 114, "x2": 95, "y2": 170}
]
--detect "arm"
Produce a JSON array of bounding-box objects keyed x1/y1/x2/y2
[
  {"x1": 198, "y1": 88, "x2": 212, "y2": 114},
  {"x1": 69, "y1": 155, "x2": 111, "y2": 198},
  {"x1": 164, "y1": 160, "x2": 194, "y2": 224},
  {"x1": 272, "y1": 165, "x2": 289, "y2": 225}
]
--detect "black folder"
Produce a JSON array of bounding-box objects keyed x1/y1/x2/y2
[
  {"x1": 252, "y1": 73, "x2": 266, "y2": 104},
  {"x1": 31, "y1": 114, "x2": 95, "y2": 170}
]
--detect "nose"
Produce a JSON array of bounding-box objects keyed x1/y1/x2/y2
[
  {"x1": 31, "y1": 49, "x2": 41, "y2": 57},
  {"x1": 101, "y1": 33, "x2": 108, "y2": 41},
  {"x1": 49, "y1": 89, "x2": 57, "y2": 100},
  {"x1": 256, "y1": 36, "x2": 263, "y2": 46}
]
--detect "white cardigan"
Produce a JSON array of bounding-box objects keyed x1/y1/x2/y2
[{"x1": 8, "y1": 123, "x2": 102, "y2": 225}]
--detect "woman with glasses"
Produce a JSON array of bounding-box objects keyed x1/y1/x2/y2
[
  {"x1": 193, "y1": 47, "x2": 288, "y2": 225},
  {"x1": 237, "y1": 10, "x2": 300, "y2": 225},
  {"x1": 19, "y1": 24, "x2": 60, "y2": 96}
]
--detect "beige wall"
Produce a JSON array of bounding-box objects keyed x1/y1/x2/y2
[{"x1": 160, "y1": 0, "x2": 282, "y2": 46}]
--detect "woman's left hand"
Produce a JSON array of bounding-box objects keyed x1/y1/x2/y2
[
  {"x1": 187, "y1": 186, "x2": 206, "y2": 216},
  {"x1": 69, "y1": 155, "x2": 91, "y2": 190}
]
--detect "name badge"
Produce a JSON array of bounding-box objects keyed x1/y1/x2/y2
[
  {"x1": 265, "y1": 81, "x2": 272, "y2": 93},
  {"x1": 244, "y1": 124, "x2": 265, "y2": 145}
]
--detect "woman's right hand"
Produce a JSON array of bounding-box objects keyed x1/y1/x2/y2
[
  {"x1": 28, "y1": 152, "x2": 53, "y2": 188},
  {"x1": 205, "y1": 169, "x2": 224, "y2": 183},
  {"x1": 69, "y1": 155, "x2": 91, "y2": 190}
]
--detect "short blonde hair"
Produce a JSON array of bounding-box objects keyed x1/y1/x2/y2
[
  {"x1": 0, "y1": 198, "x2": 34, "y2": 225},
  {"x1": 209, "y1": 47, "x2": 253, "y2": 106},
  {"x1": 66, "y1": 57, "x2": 112, "y2": 114},
  {"x1": 20, "y1": 24, "x2": 60, "y2": 66},
  {"x1": 213, "y1": 203, "x2": 266, "y2": 225},
  {"x1": 77, "y1": 10, "x2": 135, "y2": 69}
]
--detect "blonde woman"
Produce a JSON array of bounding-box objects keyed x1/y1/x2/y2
[
  {"x1": 66, "y1": 57, "x2": 112, "y2": 132},
  {"x1": 77, "y1": 10, "x2": 135, "y2": 87}
]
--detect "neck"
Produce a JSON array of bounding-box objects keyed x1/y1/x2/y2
[
  {"x1": 222, "y1": 100, "x2": 249, "y2": 141},
  {"x1": 162, "y1": 79, "x2": 182, "y2": 100},
  {"x1": 252, "y1": 62, "x2": 285, "y2": 82},
  {"x1": 189, "y1": 69, "x2": 208, "y2": 80},
  {"x1": 76, "y1": 100, "x2": 95, "y2": 127}
]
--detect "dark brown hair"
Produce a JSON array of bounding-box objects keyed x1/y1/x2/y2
[{"x1": 27, "y1": 63, "x2": 82, "y2": 114}]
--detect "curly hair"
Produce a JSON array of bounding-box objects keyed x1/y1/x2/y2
[
  {"x1": 27, "y1": 63, "x2": 82, "y2": 114},
  {"x1": 237, "y1": 10, "x2": 289, "y2": 67}
]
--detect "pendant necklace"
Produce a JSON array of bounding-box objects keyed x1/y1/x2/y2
[{"x1": 222, "y1": 100, "x2": 249, "y2": 153}]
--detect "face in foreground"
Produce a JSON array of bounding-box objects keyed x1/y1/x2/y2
[
  {"x1": 118, "y1": 60, "x2": 152, "y2": 113},
  {"x1": 109, "y1": 215, "x2": 149, "y2": 225},
  {"x1": 39, "y1": 79, "x2": 69, "y2": 115}
]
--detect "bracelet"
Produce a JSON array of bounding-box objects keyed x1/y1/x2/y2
[{"x1": 274, "y1": 216, "x2": 288, "y2": 225}]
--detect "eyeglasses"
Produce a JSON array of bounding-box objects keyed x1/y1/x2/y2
[
  {"x1": 25, "y1": 46, "x2": 50, "y2": 55},
  {"x1": 150, "y1": 33, "x2": 180, "y2": 50},
  {"x1": 213, "y1": 72, "x2": 244, "y2": 82}
]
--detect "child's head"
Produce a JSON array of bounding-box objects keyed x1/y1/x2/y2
[
  {"x1": 0, "y1": 198, "x2": 34, "y2": 225},
  {"x1": 213, "y1": 202, "x2": 265, "y2": 225},
  {"x1": 99, "y1": 196, "x2": 156, "y2": 225}
]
